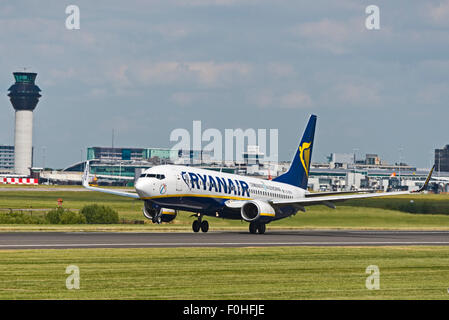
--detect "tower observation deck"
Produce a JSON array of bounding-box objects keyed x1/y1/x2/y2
[{"x1": 7, "y1": 72, "x2": 42, "y2": 176}]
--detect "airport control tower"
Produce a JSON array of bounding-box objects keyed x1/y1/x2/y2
[{"x1": 7, "y1": 72, "x2": 42, "y2": 176}]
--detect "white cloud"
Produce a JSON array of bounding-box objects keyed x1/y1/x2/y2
[
  {"x1": 290, "y1": 17, "x2": 381, "y2": 54},
  {"x1": 134, "y1": 60, "x2": 251, "y2": 87},
  {"x1": 267, "y1": 62, "x2": 295, "y2": 78},
  {"x1": 292, "y1": 19, "x2": 355, "y2": 54},
  {"x1": 428, "y1": 0, "x2": 449, "y2": 25},
  {"x1": 107, "y1": 65, "x2": 132, "y2": 88},
  {"x1": 136, "y1": 62, "x2": 182, "y2": 85},
  {"x1": 416, "y1": 83, "x2": 449, "y2": 105},
  {"x1": 247, "y1": 90, "x2": 274, "y2": 108},
  {"x1": 170, "y1": 91, "x2": 209, "y2": 106},
  {"x1": 187, "y1": 61, "x2": 251, "y2": 86},
  {"x1": 249, "y1": 89, "x2": 313, "y2": 109},
  {"x1": 152, "y1": 23, "x2": 192, "y2": 38},
  {"x1": 280, "y1": 91, "x2": 313, "y2": 109},
  {"x1": 89, "y1": 88, "x2": 108, "y2": 98},
  {"x1": 173, "y1": 0, "x2": 259, "y2": 6},
  {"x1": 333, "y1": 82, "x2": 381, "y2": 106}
]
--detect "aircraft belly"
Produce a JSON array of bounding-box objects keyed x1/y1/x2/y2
[{"x1": 150, "y1": 195, "x2": 221, "y2": 211}]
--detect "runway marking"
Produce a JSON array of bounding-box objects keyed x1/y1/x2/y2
[{"x1": 1, "y1": 241, "x2": 449, "y2": 248}]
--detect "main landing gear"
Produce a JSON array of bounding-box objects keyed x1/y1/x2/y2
[
  {"x1": 249, "y1": 221, "x2": 266, "y2": 234},
  {"x1": 192, "y1": 215, "x2": 209, "y2": 233}
]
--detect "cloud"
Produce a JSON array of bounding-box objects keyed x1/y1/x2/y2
[
  {"x1": 249, "y1": 89, "x2": 313, "y2": 109},
  {"x1": 135, "y1": 61, "x2": 251, "y2": 87},
  {"x1": 289, "y1": 16, "x2": 390, "y2": 55},
  {"x1": 89, "y1": 88, "x2": 108, "y2": 98},
  {"x1": 291, "y1": 18, "x2": 357, "y2": 54},
  {"x1": 107, "y1": 65, "x2": 132, "y2": 87},
  {"x1": 416, "y1": 83, "x2": 449, "y2": 105},
  {"x1": 173, "y1": 0, "x2": 260, "y2": 6},
  {"x1": 248, "y1": 90, "x2": 274, "y2": 108},
  {"x1": 187, "y1": 61, "x2": 251, "y2": 86},
  {"x1": 267, "y1": 62, "x2": 295, "y2": 78},
  {"x1": 428, "y1": 0, "x2": 449, "y2": 25},
  {"x1": 170, "y1": 91, "x2": 210, "y2": 106},
  {"x1": 332, "y1": 82, "x2": 381, "y2": 106},
  {"x1": 279, "y1": 91, "x2": 313, "y2": 109}
]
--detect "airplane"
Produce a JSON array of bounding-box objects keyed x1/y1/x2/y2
[
  {"x1": 432, "y1": 176, "x2": 449, "y2": 182},
  {"x1": 82, "y1": 115, "x2": 435, "y2": 234}
]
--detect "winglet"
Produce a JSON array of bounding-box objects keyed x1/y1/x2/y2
[
  {"x1": 82, "y1": 161, "x2": 90, "y2": 187},
  {"x1": 414, "y1": 165, "x2": 435, "y2": 193}
]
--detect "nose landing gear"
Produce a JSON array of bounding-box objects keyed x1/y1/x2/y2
[
  {"x1": 192, "y1": 214, "x2": 209, "y2": 233},
  {"x1": 152, "y1": 212, "x2": 162, "y2": 224}
]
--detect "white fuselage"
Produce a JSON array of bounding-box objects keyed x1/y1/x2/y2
[{"x1": 135, "y1": 165, "x2": 306, "y2": 205}]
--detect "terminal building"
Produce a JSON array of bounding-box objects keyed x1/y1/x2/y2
[
  {"x1": 435, "y1": 145, "x2": 449, "y2": 173},
  {"x1": 57, "y1": 147, "x2": 215, "y2": 185},
  {"x1": 85, "y1": 146, "x2": 211, "y2": 163},
  {"x1": 33, "y1": 143, "x2": 446, "y2": 192},
  {"x1": 0, "y1": 145, "x2": 15, "y2": 172}
]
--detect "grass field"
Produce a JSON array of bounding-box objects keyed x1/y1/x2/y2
[
  {"x1": 1, "y1": 189, "x2": 449, "y2": 231},
  {"x1": 0, "y1": 189, "x2": 449, "y2": 231},
  {"x1": 1, "y1": 188, "x2": 449, "y2": 300},
  {"x1": 0, "y1": 246, "x2": 448, "y2": 299}
]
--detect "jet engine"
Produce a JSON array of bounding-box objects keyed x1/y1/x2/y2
[
  {"x1": 240, "y1": 200, "x2": 275, "y2": 222},
  {"x1": 143, "y1": 201, "x2": 177, "y2": 224}
]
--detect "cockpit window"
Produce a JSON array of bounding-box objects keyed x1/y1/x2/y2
[{"x1": 141, "y1": 173, "x2": 165, "y2": 180}]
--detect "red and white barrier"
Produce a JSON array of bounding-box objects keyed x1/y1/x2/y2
[{"x1": 1, "y1": 178, "x2": 38, "y2": 185}]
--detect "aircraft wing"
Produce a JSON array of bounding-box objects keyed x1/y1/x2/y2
[
  {"x1": 304, "y1": 189, "x2": 375, "y2": 197},
  {"x1": 270, "y1": 165, "x2": 434, "y2": 208},
  {"x1": 225, "y1": 190, "x2": 410, "y2": 210},
  {"x1": 225, "y1": 165, "x2": 434, "y2": 210},
  {"x1": 270, "y1": 190, "x2": 410, "y2": 208},
  {"x1": 82, "y1": 161, "x2": 140, "y2": 199}
]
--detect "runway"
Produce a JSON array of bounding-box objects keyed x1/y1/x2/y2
[{"x1": 1, "y1": 230, "x2": 449, "y2": 249}]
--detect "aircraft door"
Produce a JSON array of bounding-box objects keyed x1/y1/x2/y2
[{"x1": 176, "y1": 174, "x2": 183, "y2": 191}]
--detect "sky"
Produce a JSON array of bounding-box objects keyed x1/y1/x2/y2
[{"x1": 0, "y1": 0, "x2": 448, "y2": 169}]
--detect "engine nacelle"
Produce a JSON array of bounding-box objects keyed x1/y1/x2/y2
[
  {"x1": 143, "y1": 201, "x2": 177, "y2": 223},
  {"x1": 240, "y1": 200, "x2": 276, "y2": 222}
]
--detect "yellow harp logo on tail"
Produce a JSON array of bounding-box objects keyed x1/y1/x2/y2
[{"x1": 299, "y1": 142, "x2": 312, "y2": 177}]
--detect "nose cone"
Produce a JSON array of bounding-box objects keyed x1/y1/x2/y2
[{"x1": 135, "y1": 178, "x2": 149, "y2": 198}]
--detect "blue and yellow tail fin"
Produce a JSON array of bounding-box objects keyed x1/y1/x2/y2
[{"x1": 273, "y1": 115, "x2": 317, "y2": 189}]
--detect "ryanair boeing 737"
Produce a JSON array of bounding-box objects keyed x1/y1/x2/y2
[{"x1": 82, "y1": 115, "x2": 434, "y2": 234}]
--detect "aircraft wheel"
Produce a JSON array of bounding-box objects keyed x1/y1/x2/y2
[
  {"x1": 192, "y1": 220, "x2": 200, "y2": 233},
  {"x1": 249, "y1": 222, "x2": 257, "y2": 234},
  {"x1": 257, "y1": 223, "x2": 266, "y2": 234},
  {"x1": 200, "y1": 220, "x2": 209, "y2": 233},
  {"x1": 152, "y1": 216, "x2": 161, "y2": 224}
]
